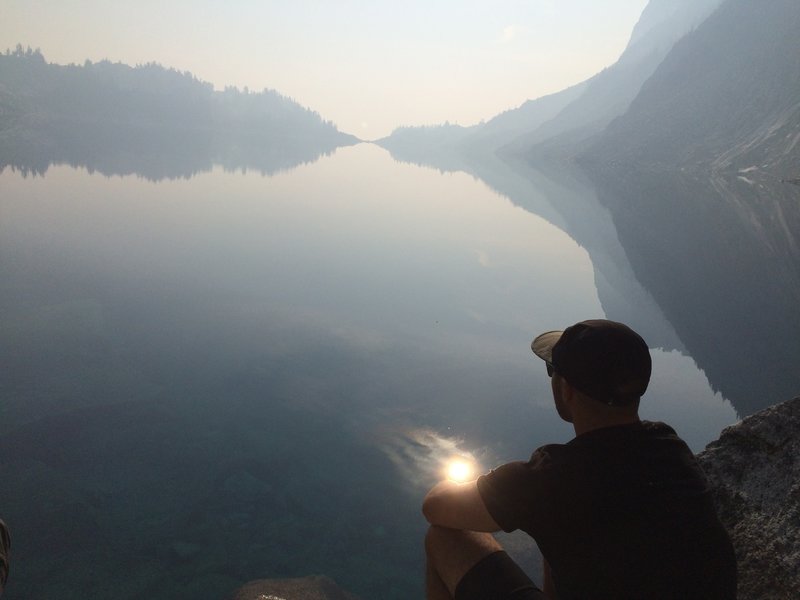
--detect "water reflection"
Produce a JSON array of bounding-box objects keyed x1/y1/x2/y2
[
  {"x1": 0, "y1": 146, "x2": 601, "y2": 599},
  {"x1": 446, "y1": 458, "x2": 476, "y2": 483},
  {"x1": 379, "y1": 139, "x2": 800, "y2": 419},
  {"x1": 382, "y1": 429, "x2": 480, "y2": 488},
  {"x1": 587, "y1": 168, "x2": 800, "y2": 415},
  {"x1": 0, "y1": 121, "x2": 356, "y2": 180},
  {"x1": 377, "y1": 140, "x2": 686, "y2": 360},
  {"x1": 0, "y1": 144, "x2": 747, "y2": 599}
]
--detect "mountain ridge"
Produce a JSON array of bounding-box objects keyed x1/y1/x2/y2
[
  {"x1": 581, "y1": 0, "x2": 800, "y2": 179},
  {"x1": 377, "y1": 0, "x2": 724, "y2": 160}
]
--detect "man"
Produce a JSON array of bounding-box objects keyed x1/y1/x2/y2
[{"x1": 423, "y1": 319, "x2": 736, "y2": 599}]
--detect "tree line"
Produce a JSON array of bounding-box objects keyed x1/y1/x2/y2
[{"x1": 0, "y1": 46, "x2": 344, "y2": 140}]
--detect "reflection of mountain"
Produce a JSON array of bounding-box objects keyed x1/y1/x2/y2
[
  {"x1": 380, "y1": 132, "x2": 800, "y2": 415},
  {"x1": 372, "y1": 141, "x2": 685, "y2": 356},
  {"x1": 0, "y1": 49, "x2": 359, "y2": 179},
  {"x1": 376, "y1": 0, "x2": 800, "y2": 416},
  {"x1": 589, "y1": 170, "x2": 800, "y2": 414}
]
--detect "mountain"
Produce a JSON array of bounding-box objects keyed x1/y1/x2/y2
[
  {"x1": 376, "y1": 81, "x2": 588, "y2": 163},
  {"x1": 377, "y1": 0, "x2": 723, "y2": 161},
  {"x1": 0, "y1": 47, "x2": 359, "y2": 178},
  {"x1": 582, "y1": 0, "x2": 800, "y2": 180},
  {"x1": 465, "y1": 81, "x2": 589, "y2": 153},
  {"x1": 577, "y1": 0, "x2": 800, "y2": 414},
  {"x1": 502, "y1": 0, "x2": 724, "y2": 158}
]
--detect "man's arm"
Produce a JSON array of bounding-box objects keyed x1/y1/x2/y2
[{"x1": 422, "y1": 479, "x2": 501, "y2": 532}]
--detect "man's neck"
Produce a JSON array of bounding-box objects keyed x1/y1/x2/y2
[{"x1": 572, "y1": 413, "x2": 641, "y2": 437}]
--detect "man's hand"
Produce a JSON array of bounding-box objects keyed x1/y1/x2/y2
[{"x1": 422, "y1": 479, "x2": 501, "y2": 532}]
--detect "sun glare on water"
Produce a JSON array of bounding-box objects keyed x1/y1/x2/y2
[{"x1": 446, "y1": 457, "x2": 475, "y2": 483}]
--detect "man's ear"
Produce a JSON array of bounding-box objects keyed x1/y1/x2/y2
[{"x1": 552, "y1": 375, "x2": 574, "y2": 423}]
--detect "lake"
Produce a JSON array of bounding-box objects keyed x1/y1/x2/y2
[{"x1": 1, "y1": 141, "x2": 790, "y2": 598}]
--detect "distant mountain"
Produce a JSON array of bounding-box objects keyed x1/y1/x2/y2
[
  {"x1": 377, "y1": 0, "x2": 723, "y2": 161},
  {"x1": 0, "y1": 47, "x2": 359, "y2": 178},
  {"x1": 502, "y1": 0, "x2": 724, "y2": 158},
  {"x1": 466, "y1": 81, "x2": 590, "y2": 153},
  {"x1": 581, "y1": 0, "x2": 800, "y2": 180},
  {"x1": 374, "y1": 122, "x2": 477, "y2": 173},
  {"x1": 376, "y1": 80, "x2": 590, "y2": 170}
]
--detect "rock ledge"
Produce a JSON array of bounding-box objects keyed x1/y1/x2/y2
[
  {"x1": 697, "y1": 396, "x2": 800, "y2": 600},
  {"x1": 227, "y1": 575, "x2": 359, "y2": 600}
]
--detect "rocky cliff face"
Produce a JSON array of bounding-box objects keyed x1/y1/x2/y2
[
  {"x1": 697, "y1": 396, "x2": 800, "y2": 600},
  {"x1": 231, "y1": 397, "x2": 800, "y2": 600},
  {"x1": 583, "y1": 0, "x2": 800, "y2": 179},
  {"x1": 513, "y1": 0, "x2": 723, "y2": 156}
]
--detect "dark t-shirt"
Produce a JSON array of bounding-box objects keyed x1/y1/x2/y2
[{"x1": 477, "y1": 421, "x2": 736, "y2": 599}]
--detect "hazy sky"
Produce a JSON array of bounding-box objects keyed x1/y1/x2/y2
[{"x1": 1, "y1": 0, "x2": 648, "y2": 138}]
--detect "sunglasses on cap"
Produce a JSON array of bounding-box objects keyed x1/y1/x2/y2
[{"x1": 546, "y1": 362, "x2": 554, "y2": 377}]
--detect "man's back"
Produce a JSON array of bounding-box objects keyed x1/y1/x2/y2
[
  {"x1": 478, "y1": 421, "x2": 737, "y2": 599},
  {"x1": 423, "y1": 321, "x2": 736, "y2": 600}
]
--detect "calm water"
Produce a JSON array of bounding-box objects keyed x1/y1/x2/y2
[{"x1": 1, "y1": 144, "x2": 741, "y2": 598}]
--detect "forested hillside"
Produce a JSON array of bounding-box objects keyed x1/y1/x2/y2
[
  {"x1": 0, "y1": 46, "x2": 358, "y2": 178},
  {"x1": 0, "y1": 46, "x2": 350, "y2": 138}
]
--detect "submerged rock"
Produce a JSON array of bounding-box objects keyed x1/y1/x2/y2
[
  {"x1": 697, "y1": 396, "x2": 800, "y2": 600},
  {"x1": 228, "y1": 575, "x2": 359, "y2": 600}
]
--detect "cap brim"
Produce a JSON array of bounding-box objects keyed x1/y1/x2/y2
[{"x1": 531, "y1": 330, "x2": 564, "y2": 363}]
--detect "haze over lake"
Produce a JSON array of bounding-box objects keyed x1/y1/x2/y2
[
  {"x1": 1, "y1": 143, "x2": 743, "y2": 598},
  {"x1": 2, "y1": 0, "x2": 800, "y2": 598}
]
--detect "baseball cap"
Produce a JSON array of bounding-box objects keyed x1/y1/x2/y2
[{"x1": 531, "y1": 319, "x2": 652, "y2": 406}]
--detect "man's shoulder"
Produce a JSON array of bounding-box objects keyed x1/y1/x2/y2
[
  {"x1": 639, "y1": 420, "x2": 680, "y2": 436},
  {"x1": 568, "y1": 420, "x2": 682, "y2": 446},
  {"x1": 481, "y1": 446, "x2": 567, "y2": 486},
  {"x1": 488, "y1": 421, "x2": 692, "y2": 485}
]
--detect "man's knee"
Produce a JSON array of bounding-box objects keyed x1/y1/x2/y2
[
  {"x1": 425, "y1": 525, "x2": 502, "y2": 550},
  {"x1": 426, "y1": 525, "x2": 486, "y2": 557},
  {"x1": 424, "y1": 525, "x2": 451, "y2": 558},
  {"x1": 425, "y1": 526, "x2": 504, "y2": 594},
  {"x1": 426, "y1": 525, "x2": 501, "y2": 555}
]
